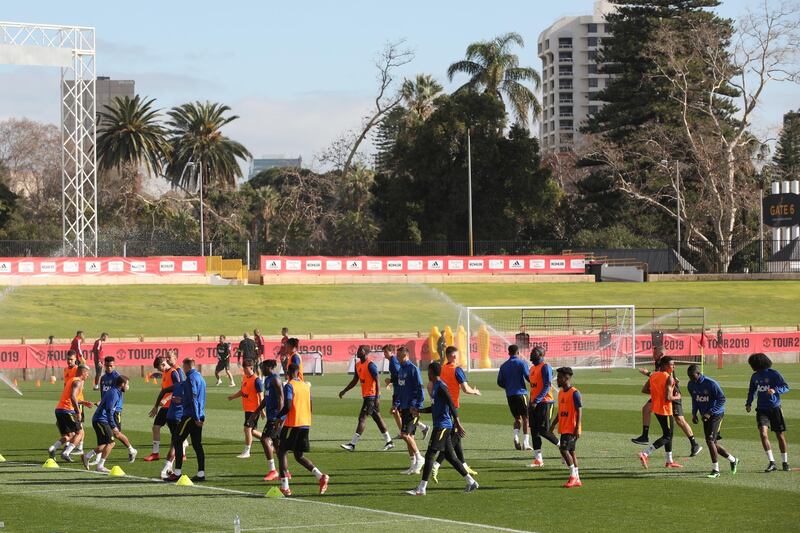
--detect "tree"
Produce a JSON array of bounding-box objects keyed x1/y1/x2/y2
[
  {"x1": 586, "y1": 1, "x2": 800, "y2": 272},
  {"x1": 774, "y1": 110, "x2": 800, "y2": 178},
  {"x1": 0, "y1": 118, "x2": 61, "y2": 212},
  {"x1": 164, "y1": 101, "x2": 251, "y2": 191},
  {"x1": 401, "y1": 74, "x2": 443, "y2": 124},
  {"x1": 447, "y1": 32, "x2": 541, "y2": 125},
  {"x1": 97, "y1": 95, "x2": 170, "y2": 184}
]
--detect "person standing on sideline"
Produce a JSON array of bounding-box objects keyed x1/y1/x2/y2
[
  {"x1": 497, "y1": 345, "x2": 531, "y2": 451},
  {"x1": 687, "y1": 365, "x2": 738, "y2": 478},
  {"x1": 70, "y1": 331, "x2": 85, "y2": 364},
  {"x1": 746, "y1": 353, "x2": 791, "y2": 472},
  {"x1": 227, "y1": 360, "x2": 264, "y2": 458},
  {"x1": 166, "y1": 358, "x2": 207, "y2": 482},
  {"x1": 237, "y1": 332, "x2": 258, "y2": 370},
  {"x1": 91, "y1": 332, "x2": 108, "y2": 391},
  {"x1": 253, "y1": 329, "x2": 266, "y2": 375},
  {"x1": 215, "y1": 335, "x2": 235, "y2": 387}
]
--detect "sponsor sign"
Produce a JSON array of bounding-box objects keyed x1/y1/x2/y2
[{"x1": 0, "y1": 257, "x2": 205, "y2": 276}]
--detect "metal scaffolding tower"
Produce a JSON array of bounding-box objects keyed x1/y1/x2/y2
[{"x1": 0, "y1": 21, "x2": 97, "y2": 256}]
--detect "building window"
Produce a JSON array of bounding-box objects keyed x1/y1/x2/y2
[
  {"x1": 558, "y1": 37, "x2": 573, "y2": 49},
  {"x1": 560, "y1": 120, "x2": 574, "y2": 130},
  {"x1": 588, "y1": 92, "x2": 600, "y2": 101},
  {"x1": 538, "y1": 42, "x2": 543, "y2": 54},
  {"x1": 559, "y1": 106, "x2": 573, "y2": 117},
  {"x1": 587, "y1": 23, "x2": 597, "y2": 33},
  {"x1": 559, "y1": 81, "x2": 573, "y2": 90},
  {"x1": 559, "y1": 92, "x2": 573, "y2": 103},
  {"x1": 588, "y1": 50, "x2": 598, "y2": 62},
  {"x1": 587, "y1": 37, "x2": 598, "y2": 47},
  {"x1": 559, "y1": 51, "x2": 573, "y2": 63},
  {"x1": 588, "y1": 64, "x2": 598, "y2": 74},
  {"x1": 545, "y1": 39, "x2": 550, "y2": 49},
  {"x1": 589, "y1": 105, "x2": 599, "y2": 114},
  {"x1": 559, "y1": 65, "x2": 572, "y2": 76},
  {"x1": 589, "y1": 78, "x2": 598, "y2": 88}
]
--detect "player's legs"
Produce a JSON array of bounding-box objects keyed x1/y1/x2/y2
[
  {"x1": 172, "y1": 419, "x2": 191, "y2": 472},
  {"x1": 189, "y1": 421, "x2": 205, "y2": 473},
  {"x1": 370, "y1": 409, "x2": 389, "y2": 434},
  {"x1": 776, "y1": 431, "x2": 788, "y2": 453},
  {"x1": 292, "y1": 450, "x2": 315, "y2": 472},
  {"x1": 244, "y1": 426, "x2": 253, "y2": 447},
  {"x1": 758, "y1": 424, "x2": 772, "y2": 451},
  {"x1": 392, "y1": 409, "x2": 402, "y2": 432}
]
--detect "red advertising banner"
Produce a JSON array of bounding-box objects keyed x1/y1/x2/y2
[
  {"x1": 0, "y1": 256, "x2": 206, "y2": 276},
  {"x1": 1, "y1": 331, "x2": 798, "y2": 369},
  {"x1": 260, "y1": 255, "x2": 587, "y2": 275}
]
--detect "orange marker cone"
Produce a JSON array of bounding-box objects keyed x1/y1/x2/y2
[
  {"x1": 50, "y1": 375, "x2": 57, "y2": 384},
  {"x1": 12, "y1": 378, "x2": 18, "y2": 387},
  {"x1": 144, "y1": 374, "x2": 150, "y2": 384},
  {"x1": 35, "y1": 379, "x2": 41, "y2": 388}
]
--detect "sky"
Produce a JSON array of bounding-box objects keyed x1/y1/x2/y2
[{"x1": 0, "y1": 0, "x2": 793, "y2": 172}]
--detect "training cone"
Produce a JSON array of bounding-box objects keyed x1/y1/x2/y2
[
  {"x1": 265, "y1": 486, "x2": 284, "y2": 499},
  {"x1": 12, "y1": 378, "x2": 18, "y2": 387},
  {"x1": 50, "y1": 375, "x2": 57, "y2": 384},
  {"x1": 0, "y1": 453, "x2": 7, "y2": 462},
  {"x1": 175, "y1": 474, "x2": 194, "y2": 486},
  {"x1": 35, "y1": 379, "x2": 41, "y2": 388},
  {"x1": 109, "y1": 465, "x2": 126, "y2": 477},
  {"x1": 42, "y1": 458, "x2": 59, "y2": 468},
  {"x1": 144, "y1": 375, "x2": 150, "y2": 384}
]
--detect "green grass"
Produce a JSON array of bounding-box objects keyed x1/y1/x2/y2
[
  {"x1": 0, "y1": 280, "x2": 798, "y2": 338},
  {"x1": 0, "y1": 363, "x2": 797, "y2": 532}
]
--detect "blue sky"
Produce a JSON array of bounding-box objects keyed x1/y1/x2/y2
[{"x1": 0, "y1": 0, "x2": 791, "y2": 169}]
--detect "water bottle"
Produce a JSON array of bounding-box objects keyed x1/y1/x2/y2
[{"x1": 234, "y1": 515, "x2": 241, "y2": 533}]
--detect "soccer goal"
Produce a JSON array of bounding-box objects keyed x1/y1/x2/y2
[
  {"x1": 462, "y1": 305, "x2": 636, "y2": 372},
  {"x1": 634, "y1": 307, "x2": 706, "y2": 370}
]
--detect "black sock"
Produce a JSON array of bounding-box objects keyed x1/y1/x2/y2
[
  {"x1": 642, "y1": 426, "x2": 649, "y2": 438},
  {"x1": 690, "y1": 436, "x2": 698, "y2": 447}
]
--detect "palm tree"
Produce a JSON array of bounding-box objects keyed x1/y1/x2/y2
[
  {"x1": 401, "y1": 74, "x2": 444, "y2": 123},
  {"x1": 164, "y1": 101, "x2": 251, "y2": 191},
  {"x1": 447, "y1": 32, "x2": 541, "y2": 124},
  {"x1": 97, "y1": 95, "x2": 170, "y2": 186}
]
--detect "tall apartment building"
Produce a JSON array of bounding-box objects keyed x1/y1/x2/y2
[
  {"x1": 96, "y1": 76, "x2": 135, "y2": 113},
  {"x1": 538, "y1": 1, "x2": 614, "y2": 153}
]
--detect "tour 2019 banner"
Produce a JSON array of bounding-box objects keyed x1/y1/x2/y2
[
  {"x1": 0, "y1": 257, "x2": 205, "y2": 276},
  {"x1": 1, "y1": 331, "x2": 798, "y2": 369},
  {"x1": 260, "y1": 255, "x2": 587, "y2": 275}
]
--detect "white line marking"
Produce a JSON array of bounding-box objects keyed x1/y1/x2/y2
[{"x1": 1, "y1": 462, "x2": 534, "y2": 533}]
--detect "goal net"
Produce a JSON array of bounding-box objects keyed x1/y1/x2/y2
[
  {"x1": 634, "y1": 307, "x2": 706, "y2": 370},
  {"x1": 462, "y1": 306, "x2": 635, "y2": 371}
]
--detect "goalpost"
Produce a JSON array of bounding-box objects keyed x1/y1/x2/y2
[{"x1": 463, "y1": 305, "x2": 636, "y2": 372}]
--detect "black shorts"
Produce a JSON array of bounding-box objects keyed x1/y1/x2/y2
[
  {"x1": 528, "y1": 402, "x2": 555, "y2": 433},
  {"x1": 756, "y1": 407, "x2": 786, "y2": 433},
  {"x1": 215, "y1": 359, "x2": 230, "y2": 372},
  {"x1": 93, "y1": 421, "x2": 115, "y2": 446},
  {"x1": 400, "y1": 409, "x2": 418, "y2": 436},
  {"x1": 55, "y1": 411, "x2": 80, "y2": 435},
  {"x1": 507, "y1": 395, "x2": 529, "y2": 418},
  {"x1": 244, "y1": 411, "x2": 259, "y2": 429},
  {"x1": 154, "y1": 407, "x2": 169, "y2": 427},
  {"x1": 702, "y1": 414, "x2": 724, "y2": 441},
  {"x1": 428, "y1": 427, "x2": 452, "y2": 452},
  {"x1": 262, "y1": 419, "x2": 282, "y2": 441},
  {"x1": 359, "y1": 397, "x2": 379, "y2": 418},
  {"x1": 559, "y1": 433, "x2": 578, "y2": 452},
  {"x1": 279, "y1": 426, "x2": 310, "y2": 453},
  {"x1": 114, "y1": 412, "x2": 122, "y2": 430},
  {"x1": 671, "y1": 399, "x2": 684, "y2": 417}
]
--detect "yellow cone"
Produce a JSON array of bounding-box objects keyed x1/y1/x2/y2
[
  {"x1": 175, "y1": 474, "x2": 194, "y2": 486},
  {"x1": 0, "y1": 453, "x2": 6, "y2": 462},
  {"x1": 265, "y1": 486, "x2": 284, "y2": 499},
  {"x1": 109, "y1": 465, "x2": 126, "y2": 477},
  {"x1": 42, "y1": 458, "x2": 59, "y2": 468}
]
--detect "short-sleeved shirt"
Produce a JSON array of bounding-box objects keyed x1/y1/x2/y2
[
  {"x1": 216, "y1": 342, "x2": 231, "y2": 361},
  {"x1": 238, "y1": 338, "x2": 258, "y2": 361}
]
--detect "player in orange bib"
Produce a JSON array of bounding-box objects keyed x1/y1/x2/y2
[
  {"x1": 49, "y1": 365, "x2": 94, "y2": 462},
  {"x1": 227, "y1": 360, "x2": 264, "y2": 458},
  {"x1": 277, "y1": 363, "x2": 329, "y2": 496},
  {"x1": 338, "y1": 345, "x2": 394, "y2": 451},
  {"x1": 59, "y1": 351, "x2": 88, "y2": 456},
  {"x1": 550, "y1": 367, "x2": 583, "y2": 488},
  {"x1": 284, "y1": 338, "x2": 304, "y2": 381},
  {"x1": 638, "y1": 356, "x2": 683, "y2": 469},
  {"x1": 528, "y1": 346, "x2": 559, "y2": 467},
  {"x1": 145, "y1": 353, "x2": 186, "y2": 462}
]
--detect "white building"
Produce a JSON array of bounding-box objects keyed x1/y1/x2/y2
[{"x1": 538, "y1": 0, "x2": 615, "y2": 153}]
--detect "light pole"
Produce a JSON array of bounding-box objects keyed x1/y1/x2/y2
[
  {"x1": 467, "y1": 127, "x2": 474, "y2": 256},
  {"x1": 198, "y1": 163, "x2": 204, "y2": 257}
]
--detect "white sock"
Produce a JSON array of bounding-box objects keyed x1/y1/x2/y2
[
  {"x1": 782, "y1": 452, "x2": 789, "y2": 463},
  {"x1": 643, "y1": 445, "x2": 655, "y2": 456},
  {"x1": 98, "y1": 457, "x2": 105, "y2": 467},
  {"x1": 76, "y1": 443, "x2": 83, "y2": 452},
  {"x1": 281, "y1": 477, "x2": 289, "y2": 489},
  {"x1": 63, "y1": 443, "x2": 75, "y2": 454},
  {"x1": 534, "y1": 449, "x2": 542, "y2": 461},
  {"x1": 464, "y1": 474, "x2": 476, "y2": 485},
  {"x1": 418, "y1": 480, "x2": 428, "y2": 491},
  {"x1": 666, "y1": 452, "x2": 673, "y2": 463},
  {"x1": 85, "y1": 450, "x2": 96, "y2": 460},
  {"x1": 174, "y1": 469, "x2": 182, "y2": 476},
  {"x1": 570, "y1": 465, "x2": 578, "y2": 477},
  {"x1": 415, "y1": 452, "x2": 424, "y2": 464},
  {"x1": 183, "y1": 440, "x2": 188, "y2": 452},
  {"x1": 152, "y1": 441, "x2": 160, "y2": 454},
  {"x1": 409, "y1": 454, "x2": 415, "y2": 465},
  {"x1": 461, "y1": 462, "x2": 469, "y2": 471},
  {"x1": 350, "y1": 433, "x2": 361, "y2": 446},
  {"x1": 712, "y1": 462, "x2": 719, "y2": 471},
  {"x1": 433, "y1": 461, "x2": 441, "y2": 469},
  {"x1": 311, "y1": 467, "x2": 323, "y2": 481},
  {"x1": 49, "y1": 440, "x2": 64, "y2": 452},
  {"x1": 268, "y1": 459, "x2": 276, "y2": 471},
  {"x1": 162, "y1": 460, "x2": 173, "y2": 475},
  {"x1": 574, "y1": 467, "x2": 580, "y2": 479},
  {"x1": 728, "y1": 455, "x2": 737, "y2": 463},
  {"x1": 523, "y1": 434, "x2": 530, "y2": 447},
  {"x1": 243, "y1": 445, "x2": 251, "y2": 453},
  {"x1": 382, "y1": 432, "x2": 392, "y2": 443},
  {"x1": 513, "y1": 428, "x2": 520, "y2": 441},
  {"x1": 420, "y1": 422, "x2": 429, "y2": 431},
  {"x1": 128, "y1": 446, "x2": 135, "y2": 453},
  {"x1": 197, "y1": 470, "x2": 205, "y2": 477},
  {"x1": 767, "y1": 449, "x2": 775, "y2": 462}
]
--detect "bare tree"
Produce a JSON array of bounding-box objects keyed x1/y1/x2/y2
[
  {"x1": 320, "y1": 40, "x2": 414, "y2": 179},
  {"x1": 587, "y1": 1, "x2": 800, "y2": 272},
  {"x1": 0, "y1": 118, "x2": 61, "y2": 210}
]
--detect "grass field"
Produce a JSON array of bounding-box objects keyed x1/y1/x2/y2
[
  {"x1": 0, "y1": 363, "x2": 797, "y2": 532},
  {"x1": 0, "y1": 280, "x2": 799, "y2": 339}
]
